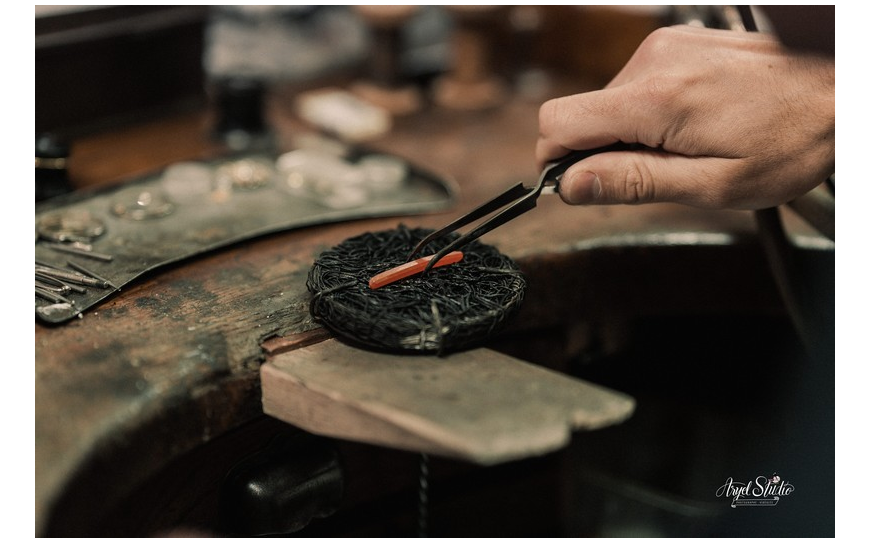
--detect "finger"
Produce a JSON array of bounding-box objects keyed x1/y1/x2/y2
[
  {"x1": 535, "y1": 138, "x2": 572, "y2": 171},
  {"x1": 557, "y1": 150, "x2": 753, "y2": 209},
  {"x1": 536, "y1": 92, "x2": 623, "y2": 170},
  {"x1": 537, "y1": 87, "x2": 678, "y2": 168}
]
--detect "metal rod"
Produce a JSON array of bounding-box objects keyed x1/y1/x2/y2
[
  {"x1": 35, "y1": 266, "x2": 108, "y2": 288},
  {"x1": 34, "y1": 271, "x2": 66, "y2": 288},
  {"x1": 35, "y1": 271, "x2": 87, "y2": 294},
  {"x1": 43, "y1": 242, "x2": 113, "y2": 262},
  {"x1": 35, "y1": 280, "x2": 71, "y2": 294},
  {"x1": 67, "y1": 260, "x2": 119, "y2": 290},
  {"x1": 35, "y1": 286, "x2": 73, "y2": 305},
  {"x1": 35, "y1": 259, "x2": 65, "y2": 270}
]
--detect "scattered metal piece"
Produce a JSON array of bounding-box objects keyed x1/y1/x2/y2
[
  {"x1": 66, "y1": 241, "x2": 93, "y2": 251},
  {"x1": 35, "y1": 145, "x2": 455, "y2": 325},
  {"x1": 358, "y1": 154, "x2": 408, "y2": 192},
  {"x1": 35, "y1": 280, "x2": 71, "y2": 294},
  {"x1": 36, "y1": 302, "x2": 81, "y2": 320},
  {"x1": 216, "y1": 158, "x2": 274, "y2": 190},
  {"x1": 60, "y1": 280, "x2": 86, "y2": 294},
  {"x1": 35, "y1": 266, "x2": 108, "y2": 288},
  {"x1": 35, "y1": 271, "x2": 65, "y2": 287},
  {"x1": 67, "y1": 260, "x2": 119, "y2": 290},
  {"x1": 35, "y1": 286, "x2": 74, "y2": 305},
  {"x1": 64, "y1": 283, "x2": 87, "y2": 294},
  {"x1": 276, "y1": 148, "x2": 371, "y2": 209},
  {"x1": 111, "y1": 190, "x2": 175, "y2": 220},
  {"x1": 43, "y1": 242, "x2": 113, "y2": 262},
  {"x1": 35, "y1": 271, "x2": 88, "y2": 294},
  {"x1": 160, "y1": 162, "x2": 214, "y2": 203},
  {"x1": 36, "y1": 210, "x2": 106, "y2": 243}
]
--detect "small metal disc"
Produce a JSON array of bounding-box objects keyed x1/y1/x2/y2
[
  {"x1": 111, "y1": 190, "x2": 175, "y2": 220},
  {"x1": 161, "y1": 162, "x2": 214, "y2": 202},
  {"x1": 277, "y1": 149, "x2": 370, "y2": 209},
  {"x1": 215, "y1": 158, "x2": 274, "y2": 190},
  {"x1": 357, "y1": 154, "x2": 408, "y2": 192},
  {"x1": 37, "y1": 210, "x2": 106, "y2": 243},
  {"x1": 320, "y1": 184, "x2": 369, "y2": 209}
]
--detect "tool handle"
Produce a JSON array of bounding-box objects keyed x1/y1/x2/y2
[{"x1": 542, "y1": 142, "x2": 634, "y2": 185}]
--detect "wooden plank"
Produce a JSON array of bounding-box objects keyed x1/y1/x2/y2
[{"x1": 261, "y1": 339, "x2": 635, "y2": 465}]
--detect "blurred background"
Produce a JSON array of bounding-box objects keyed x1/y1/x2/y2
[{"x1": 36, "y1": 5, "x2": 667, "y2": 138}]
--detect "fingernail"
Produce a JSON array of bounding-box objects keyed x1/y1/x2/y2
[{"x1": 566, "y1": 171, "x2": 600, "y2": 204}]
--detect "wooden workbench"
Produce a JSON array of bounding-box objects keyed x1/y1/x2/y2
[{"x1": 35, "y1": 87, "x2": 822, "y2": 536}]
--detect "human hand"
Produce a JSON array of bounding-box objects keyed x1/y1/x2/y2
[{"x1": 537, "y1": 25, "x2": 834, "y2": 209}]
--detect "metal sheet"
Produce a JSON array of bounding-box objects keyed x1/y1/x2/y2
[{"x1": 35, "y1": 148, "x2": 455, "y2": 324}]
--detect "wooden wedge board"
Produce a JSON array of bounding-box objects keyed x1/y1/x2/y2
[{"x1": 261, "y1": 339, "x2": 635, "y2": 465}]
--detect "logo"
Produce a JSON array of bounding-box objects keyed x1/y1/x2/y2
[{"x1": 716, "y1": 473, "x2": 794, "y2": 507}]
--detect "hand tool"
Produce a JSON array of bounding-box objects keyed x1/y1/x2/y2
[{"x1": 407, "y1": 142, "x2": 632, "y2": 274}]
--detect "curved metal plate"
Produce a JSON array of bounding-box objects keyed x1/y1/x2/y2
[{"x1": 35, "y1": 147, "x2": 456, "y2": 324}]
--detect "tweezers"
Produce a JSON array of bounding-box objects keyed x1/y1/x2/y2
[{"x1": 408, "y1": 142, "x2": 631, "y2": 273}]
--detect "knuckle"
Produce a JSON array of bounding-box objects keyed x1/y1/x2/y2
[
  {"x1": 637, "y1": 26, "x2": 679, "y2": 58},
  {"x1": 538, "y1": 95, "x2": 601, "y2": 146},
  {"x1": 541, "y1": 93, "x2": 611, "y2": 124},
  {"x1": 615, "y1": 160, "x2": 656, "y2": 204},
  {"x1": 625, "y1": 74, "x2": 690, "y2": 148},
  {"x1": 632, "y1": 73, "x2": 682, "y2": 111}
]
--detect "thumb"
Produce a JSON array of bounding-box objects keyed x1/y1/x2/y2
[{"x1": 558, "y1": 150, "x2": 740, "y2": 208}]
